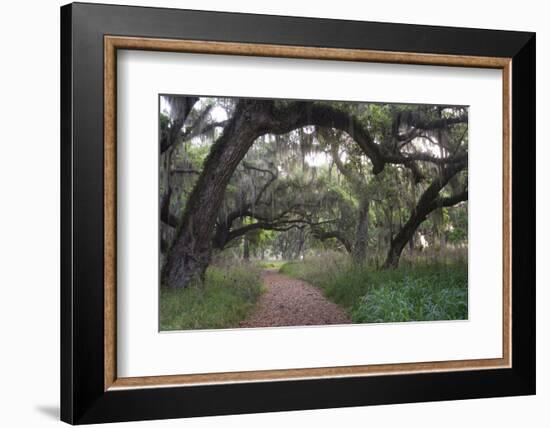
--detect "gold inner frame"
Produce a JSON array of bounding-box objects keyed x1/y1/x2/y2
[{"x1": 104, "y1": 35, "x2": 512, "y2": 391}]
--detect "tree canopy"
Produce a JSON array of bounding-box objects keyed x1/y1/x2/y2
[{"x1": 159, "y1": 95, "x2": 468, "y2": 289}]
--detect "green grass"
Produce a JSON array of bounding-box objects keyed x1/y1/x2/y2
[
  {"x1": 256, "y1": 260, "x2": 286, "y2": 270},
  {"x1": 160, "y1": 265, "x2": 264, "y2": 331},
  {"x1": 280, "y1": 253, "x2": 467, "y2": 324}
]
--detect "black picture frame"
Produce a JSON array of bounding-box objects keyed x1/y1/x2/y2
[{"x1": 61, "y1": 2, "x2": 535, "y2": 424}]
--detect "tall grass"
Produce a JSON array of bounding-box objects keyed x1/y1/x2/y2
[
  {"x1": 280, "y1": 252, "x2": 467, "y2": 324},
  {"x1": 160, "y1": 264, "x2": 263, "y2": 331},
  {"x1": 367, "y1": 246, "x2": 467, "y2": 270}
]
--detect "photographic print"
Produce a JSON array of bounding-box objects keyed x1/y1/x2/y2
[
  {"x1": 62, "y1": 7, "x2": 534, "y2": 422},
  {"x1": 159, "y1": 95, "x2": 468, "y2": 331}
]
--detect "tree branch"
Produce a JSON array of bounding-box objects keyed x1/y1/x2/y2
[
  {"x1": 227, "y1": 218, "x2": 310, "y2": 242},
  {"x1": 160, "y1": 96, "x2": 199, "y2": 153},
  {"x1": 241, "y1": 161, "x2": 279, "y2": 206},
  {"x1": 268, "y1": 101, "x2": 386, "y2": 173},
  {"x1": 171, "y1": 168, "x2": 201, "y2": 175},
  {"x1": 405, "y1": 113, "x2": 468, "y2": 130},
  {"x1": 266, "y1": 101, "x2": 468, "y2": 175},
  {"x1": 436, "y1": 189, "x2": 468, "y2": 208},
  {"x1": 312, "y1": 229, "x2": 353, "y2": 253}
]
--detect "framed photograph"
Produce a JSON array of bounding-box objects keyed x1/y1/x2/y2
[{"x1": 60, "y1": 2, "x2": 535, "y2": 424}]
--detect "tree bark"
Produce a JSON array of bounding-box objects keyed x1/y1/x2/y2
[
  {"x1": 352, "y1": 196, "x2": 369, "y2": 265},
  {"x1": 243, "y1": 235, "x2": 250, "y2": 261}
]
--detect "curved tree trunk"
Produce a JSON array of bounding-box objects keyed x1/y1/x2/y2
[
  {"x1": 162, "y1": 100, "x2": 267, "y2": 288},
  {"x1": 383, "y1": 163, "x2": 467, "y2": 269},
  {"x1": 384, "y1": 207, "x2": 428, "y2": 269}
]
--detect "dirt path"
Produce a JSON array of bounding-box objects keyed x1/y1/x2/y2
[{"x1": 240, "y1": 269, "x2": 351, "y2": 328}]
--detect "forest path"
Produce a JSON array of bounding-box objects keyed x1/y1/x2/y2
[{"x1": 240, "y1": 269, "x2": 351, "y2": 328}]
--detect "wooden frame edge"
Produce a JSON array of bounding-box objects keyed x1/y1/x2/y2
[
  {"x1": 103, "y1": 35, "x2": 512, "y2": 391},
  {"x1": 105, "y1": 35, "x2": 511, "y2": 68},
  {"x1": 110, "y1": 357, "x2": 508, "y2": 390},
  {"x1": 104, "y1": 36, "x2": 117, "y2": 390},
  {"x1": 502, "y1": 61, "x2": 513, "y2": 369}
]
